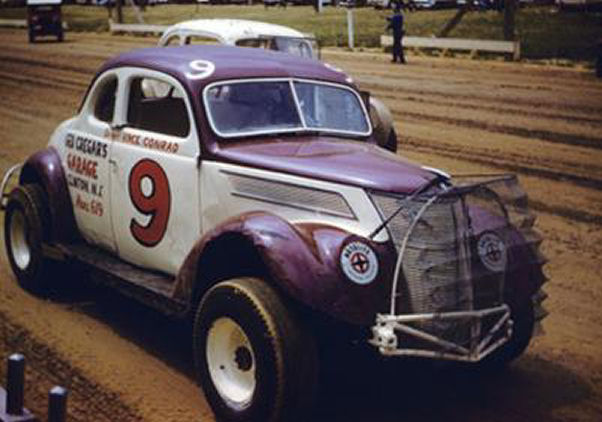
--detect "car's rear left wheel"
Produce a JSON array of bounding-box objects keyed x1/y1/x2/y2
[{"x1": 4, "y1": 184, "x2": 52, "y2": 294}]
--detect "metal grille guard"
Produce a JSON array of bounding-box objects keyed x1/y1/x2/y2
[
  {"x1": 369, "y1": 305, "x2": 512, "y2": 362},
  {"x1": 367, "y1": 174, "x2": 532, "y2": 362}
]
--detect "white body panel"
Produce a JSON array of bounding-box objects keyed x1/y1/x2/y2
[
  {"x1": 200, "y1": 161, "x2": 389, "y2": 243},
  {"x1": 109, "y1": 131, "x2": 199, "y2": 275},
  {"x1": 49, "y1": 74, "x2": 116, "y2": 251}
]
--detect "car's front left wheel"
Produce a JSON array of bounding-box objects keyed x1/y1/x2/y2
[
  {"x1": 4, "y1": 184, "x2": 52, "y2": 294},
  {"x1": 193, "y1": 277, "x2": 318, "y2": 422}
]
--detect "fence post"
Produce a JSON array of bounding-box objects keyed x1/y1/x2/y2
[
  {"x1": 48, "y1": 386, "x2": 68, "y2": 422},
  {"x1": 1, "y1": 353, "x2": 36, "y2": 421},
  {"x1": 347, "y1": 8, "x2": 354, "y2": 49},
  {"x1": 6, "y1": 354, "x2": 25, "y2": 415}
]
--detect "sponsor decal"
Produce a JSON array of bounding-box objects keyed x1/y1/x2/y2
[
  {"x1": 477, "y1": 231, "x2": 507, "y2": 273},
  {"x1": 67, "y1": 153, "x2": 98, "y2": 180},
  {"x1": 75, "y1": 193, "x2": 103, "y2": 217},
  {"x1": 65, "y1": 133, "x2": 106, "y2": 211},
  {"x1": 67, "y1": 174, "x2": 104, "y2": 198},
  {"x1": 66, "y1": 133, "x2": 108, "y2": 158},
  {"x1": 340, "y1": 241, "x2": 378, "y2": 285}
]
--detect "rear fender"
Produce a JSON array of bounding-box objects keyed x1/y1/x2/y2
[
  {"x1": 19, "y1": 147, "x2": 79, "y2": 243},
  {"x1": 175, "y1": 212, "x2": 395, "y2": 326}
]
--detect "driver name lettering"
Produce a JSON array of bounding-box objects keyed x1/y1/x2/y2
[{"x1": 118, "y1": 132, "x2": 179, "y2": 154}]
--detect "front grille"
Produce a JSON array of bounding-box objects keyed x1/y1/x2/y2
[{"x1": 370, "y1": 174, "x2": 543, "y2": 350}]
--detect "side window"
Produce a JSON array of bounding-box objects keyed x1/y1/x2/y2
[
  {"x1": 164, "y1": 35, "x2": 180, "y2": 46},
  {"x1": 185, "y1": 35, "x2": 221, "y2": 45},
  {"x1": 235, "y1": 38, "x2": 271, "y2": 50},
  {"x1": 126, "y1": 77, "x2": 190, "y2": 138},
  {"x1": 94, "y1": 76, "x2": 118, "y2": 123}
]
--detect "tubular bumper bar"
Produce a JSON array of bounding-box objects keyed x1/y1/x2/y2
[{"x1": 369, "y1": 304, "x2": 512, "y2": 362}]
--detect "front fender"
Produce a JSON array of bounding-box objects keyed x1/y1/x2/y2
[
  {"x1": 19, "y1": 147, "x2": 79, "y2": 243},
  {"x1": 175, "y1": 212, "x2": 395, "y2": 326}
]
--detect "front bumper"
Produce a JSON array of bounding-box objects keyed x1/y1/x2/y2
[{"x1": 370, "y1": 305, "x2": 512, "y2": 362}]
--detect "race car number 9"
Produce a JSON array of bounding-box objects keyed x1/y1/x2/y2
[{"x1": 128, "y1": 159, "x2": 171, "y2": 247}]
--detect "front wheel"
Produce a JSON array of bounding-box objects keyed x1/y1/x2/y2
[
  {"x1": 193, "y1": 277, "x2": 318, "y2": 422},
  {"x1": 483, "y1": 302, "x2": 535, "y2": 368},
  {"x1": 4, "y1": 184, "x2": 51, "y2": 294}
]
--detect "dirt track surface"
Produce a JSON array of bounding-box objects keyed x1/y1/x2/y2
[{"x1": 0, "y1": 28, "x2": 601, "y2": 422}]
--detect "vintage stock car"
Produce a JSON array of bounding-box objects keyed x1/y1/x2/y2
[{"x1": 1, "y1": 46, "x2": 547, "y2": 422}]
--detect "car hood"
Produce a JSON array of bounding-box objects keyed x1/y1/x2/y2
[{"x1": 214, "y1": 137, "x2": 436, "y2": 194}]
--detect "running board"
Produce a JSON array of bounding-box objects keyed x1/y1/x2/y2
[{"x1": 55, "y1": 243, "x2": 188, "y2": 317}]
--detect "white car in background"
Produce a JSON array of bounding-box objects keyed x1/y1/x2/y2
[
  {"x1": 158, "y1": 19, "x2": 319, "y2": 59},
  {"x1": 159, "y1": 19, "x2": 399, "y2": 152}
]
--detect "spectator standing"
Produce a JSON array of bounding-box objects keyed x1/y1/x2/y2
[{"x1": 386, "y1": 6, "x2": 406, "y2": 64}]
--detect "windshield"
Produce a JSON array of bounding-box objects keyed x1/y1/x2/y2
[{"x1": 204, "y1": 79, "x2": 371, "y2": 138}]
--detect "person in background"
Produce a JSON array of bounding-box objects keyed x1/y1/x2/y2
[{"x1": 386, "y1": 5, "x2": 406, "y2": 64}]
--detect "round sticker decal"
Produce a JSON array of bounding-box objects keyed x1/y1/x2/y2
[
  {"x1": 340, "y1": 242, "x2": 378, "y2": 285},
  {"x1": 477, "y1": 232, "x2": 507, "y2": 273}
]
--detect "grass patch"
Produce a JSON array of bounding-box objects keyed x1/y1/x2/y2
[{"x1": 1, "y1": 4, "x2": 600, "y2": 60}]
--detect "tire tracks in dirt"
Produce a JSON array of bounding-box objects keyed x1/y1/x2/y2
[
  {"x1": 359, "y1": 78, "x2": 602, "y2": 117},
  {"x1": 402, "y1": 135, "x2": 602, "y2": 190},
  {"x1": 380, "y1": 93, "x2": 602, "y2": 128},
  {"x1": 399, "y1": 110, "x2": 602, "y2": 151},
  {"x1": 403, "y1": 136, "x2": 602, "y2": 226}
]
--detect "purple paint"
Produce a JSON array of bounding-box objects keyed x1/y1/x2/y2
[
  {"x1": 215, "y1": 138, "x2": 434, "y2": 194},
  {"x1": 175, "y1": 211, "x2": 396, "y2": 325},
  {"x1": 20, "y1": 147, "x2": 79, "y2": 243}
]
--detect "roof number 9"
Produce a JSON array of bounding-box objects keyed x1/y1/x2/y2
[
  {"x1": 128, "y1": 159, "x2": 171, "y2": 247},
  {"x1": 185, "y1": 59, "x2": 215, "y2": 80}
]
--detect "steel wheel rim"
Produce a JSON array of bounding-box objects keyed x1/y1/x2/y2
[
  {"x1": 206, "y1": 317, "x2": 256, "y2": 407},
  {"x1": 10, "y1": 209, "x2": 30, "y2": 270}
]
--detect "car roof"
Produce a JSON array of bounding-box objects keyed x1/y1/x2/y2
[
  {"x1": 160, "y1": 19, "x2": 308, "y2": 45},
  {"x1": 99, "y1": 45, "x2": 352, "y2": 90}
]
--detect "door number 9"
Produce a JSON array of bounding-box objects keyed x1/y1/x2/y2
[{"x1": 128, "y1": 159, "x2": 171, "y2": 247}]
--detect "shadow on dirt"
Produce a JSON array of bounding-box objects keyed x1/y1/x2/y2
[
  {"x1": 313, "y1": 348, "x2": 592, "y2": 422},
  {"x1": 51, "y1": 274, "x2": 591, "y2": 422}
]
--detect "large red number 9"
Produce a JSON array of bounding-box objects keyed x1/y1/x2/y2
[{"x1": 128, "y1": 159, "x2": 171, "y2": 247}]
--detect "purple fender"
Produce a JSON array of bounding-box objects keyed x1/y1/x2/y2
[
  {"x1": 20, "y1": 147, "x2": 79, "y2": 243},
  {"x1": 174, "y1": 212, "x2": 396, "y2": 326}
]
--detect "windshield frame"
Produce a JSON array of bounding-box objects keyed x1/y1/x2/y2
[{"x1": 202, "y1": 77, "x2": 373, "y2": 140}]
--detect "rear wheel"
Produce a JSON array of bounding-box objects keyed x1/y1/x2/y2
[
  {"x1": 4, "y1": 184, "x2": 52, "y2": 294},
  {"x1": 193, "y1": 277, "x2": 318, "y2": 422}
]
